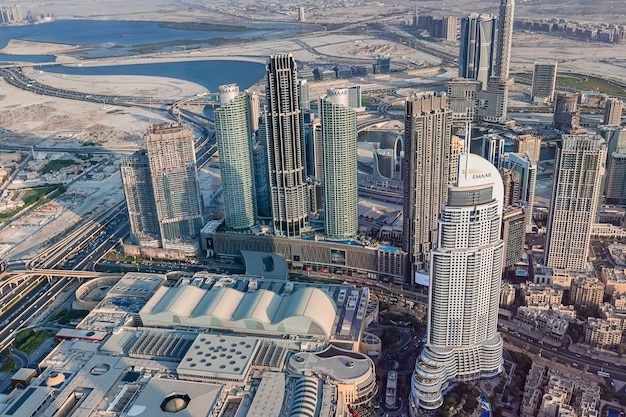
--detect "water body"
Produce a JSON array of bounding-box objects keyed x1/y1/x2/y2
[
  {"x1": 40, "y1": 60, "x2": 267, "y2": 92},
  {"x1": 0, "y1": 20, "x2": 316, "y2": 58},
  {"x1": 0, "y1": 19, "x2": 314, "y2": 87}
]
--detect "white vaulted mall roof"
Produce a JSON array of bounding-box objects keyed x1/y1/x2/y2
[{"x1": 140, "y1": 284, "x2": 337, "y2": 338}]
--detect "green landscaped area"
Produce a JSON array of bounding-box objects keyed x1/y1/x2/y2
[
  {"x1": 0, "y1": 184, "x2": 66, "y2": 220},
  {"x1": 14, "y1": 329, "x2": 53, "y2": 355},
  {"x1": 556, "y1": 75, "x2": 626, "y2": 96},
  {"x1": 41, "y1": 159, "x2": 76, "y2": 174},
  {"x1": 0, "y1": 357, "x2": 17, "y2": 372},
  {"x1": 49, "y1": 308, "x2": 89, "y2": 326}
]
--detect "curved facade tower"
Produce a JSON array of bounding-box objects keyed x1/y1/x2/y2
[
  {"x1": 215, "y1": 84, "x2": 256, "y2": 229},
  {"x1": 319, "y1": 87, "x2": 358, "y2": 238},
  {"x1": 266, "y1": 54, "x2": 309, "y2": 237},
  {"x1": 459, "y1": 13, "x2": 496, "y2": 88},
  {"x1": 410, "y1": 153, "x2": 504, "y2": 414}
]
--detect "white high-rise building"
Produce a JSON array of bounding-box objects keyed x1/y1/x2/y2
[
  {"x1": 545, "y1": 135, "x2": 607, "y2": 270},
  {"x1": 319, "y1": 87, "x2": 358, "y2": 238},
  {"x1": 215, "y1": 84, "x2": 256, "y2": 230},
  {"x1": 410, "y1": 153, "x2": 504, "y2": 414}
]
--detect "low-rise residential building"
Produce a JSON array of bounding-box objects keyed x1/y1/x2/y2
[
  {"x1": 534, "y1": 267, "x2": 595, "y2": 289},
  {"x1": 570, "y1": 276, "x2": 605, "y2": 310},
  {"x1": 600, "y1": 267, "x2": 626, "y2": 295},
  {"x1": 522, "y1": 366, "x2": 600, "y2": 417},
  {"x1": 521, "y1": 282, "x2": 563, "y2": 306},
  {"x1": 516, "y1": 307, "x2": 571, "y2": 339},
  {"x1": 585, "y1": 317, "x2": 624, "y2": 349},
  {"x1": 500, "y1": 281, "x2": 516, "y2": 307}
]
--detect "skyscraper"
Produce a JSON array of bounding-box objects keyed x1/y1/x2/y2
[
  {"x1": 494, "y1": 0, "x2": 515, "y2": 80},
  {"x1": 410, "y1": 153, "x2": 504, "y2": 414},
  {"x1": 253, "y1": 115, "x2": 272, "y2": 218},
  {"x1": 475, "y1": 0, "x2": 515, "y2": 123},
  {"x1": 508, "y1": 152, "x2": 538, "y2": 232},
  {"x1": 531, "y1": 61, "x2": 558, "y2": 103},
  {"x1": 475, "y1": 78, "x2": 513, "y2": 123},
  {"x1": 120, "y1": 150, "x2": 161, "y2": 247},
  {"x1": 604, "y1": 98, "x2": 624, "y2": 125},
  {"x1": 545, "y1": 135, "x2": 606, "y2": 270},
  {"x1": 447, "y1": 78, "x2": 481, "y2": 127},
  {"x1": 478, "y1": 133, "x2": 505, "y2": 170},
  {"x1": 597, "y1": 125, "x2": 626, "y2": 167},
  {"x1": 319, "y1": 87, "x2": 358, "y2": 238},
  {"x1": 513, "y1": 134, "x2": 541, "y2": 162},
  {"x1": 459, "y1": 13, "x2": 496, "y2": 88},
  {"x1": 214, "y1": 84, "x2": 256, "y2": 230},
  {"x1": 605, "y1": 153, "x2": 626, "y2": 205},
  {"x1": 246, "y1": 90, "x2": 260, "y2": 133},
  {"x1": 144, "y1": 122, "x2": 204, "y2": 252},
  {"x1": 502, "y1": 205, "x2": 526, "y2": 269},
  {"x1": 553, "y1": 92, "x2": 582, "y2": 133},
  {"x1": 265, "y1": 54, "x2": 309, "y2": 237},
  {"x1": 402, "y1": 92, "x2": 452, "y2": 280}
]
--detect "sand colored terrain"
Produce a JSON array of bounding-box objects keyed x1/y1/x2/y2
[{"x1": 0, "y1": 77, "x2": 166, "y2": 151}]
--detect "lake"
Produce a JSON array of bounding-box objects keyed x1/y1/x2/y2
[{"x1": 0, "y1": 19, "x2": 314, "y2": 89}]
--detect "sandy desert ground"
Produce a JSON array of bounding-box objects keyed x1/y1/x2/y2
[{"x1": 0, "y1": 0, "x2": 623, "y2": 151}]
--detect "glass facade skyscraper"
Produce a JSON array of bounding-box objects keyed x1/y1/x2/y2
[
  {"x1": 459, "y1": 13, "x2": 496, "y2": 88},
  {"x1": 120, "y1": 150, "x2": 161, "y2": 247},
  {"x1": 215, "y1": 84, "x2": 256, "y2": 229},
  {"x1": 319, "y1": 87, "x2": 358, "y2": 238}
]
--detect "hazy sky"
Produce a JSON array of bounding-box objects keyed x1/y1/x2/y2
[{"x1": 4, "y1": 0, "x2": 625, "y2": 24}]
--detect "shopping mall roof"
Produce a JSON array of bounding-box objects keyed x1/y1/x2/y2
[{"x1": 140, "y1": 284, "x2": 337, "y2": 338}]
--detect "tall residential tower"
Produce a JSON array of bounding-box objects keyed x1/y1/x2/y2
[
  {"x1": 265, "y1": 54, "x2": 309, "y2": 237},
  {"x1": 144, "y1": 122, "x2": 204, "y2": 253},
  {"x1": 402, "y1": 92, "x2": 452, "y2": 281},
  {"x1": 214, "y1": 84, "x2": 257, "y2": 230},
  {"x1": 319, "y1": 87, "x2": 358, "y2": 238},
  {"x1": 410, "y1": 153, "x2": 504, "y2": 414},
  {"x1": 494, "y1": 0, "x2": 515, "y2": 80},
  {"x1": 531, "y1": 61, "x2": 558, "y2": 103},
  {"x1": 545, "y1": 135, "x2": 606, "y2": 270},
  {"x1": 120, "y1": 150, "x2": 161, "y2": 247}
]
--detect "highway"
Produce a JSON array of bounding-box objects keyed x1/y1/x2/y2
[
  {"x1": 0, "y1": 60, "x2": 223, "y2": 357},
  {"x1": 504, "y1": 331, "x2": 626, "y2": 383}
]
